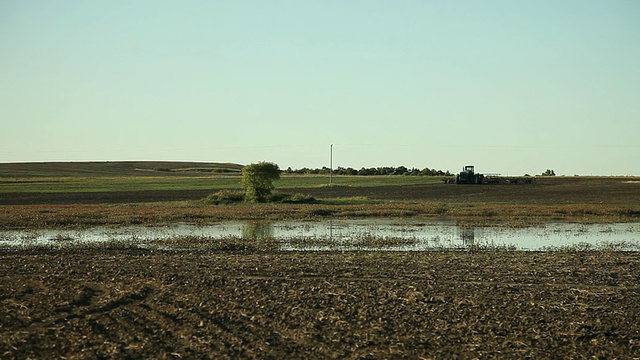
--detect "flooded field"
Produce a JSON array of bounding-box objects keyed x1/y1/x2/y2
[
  {"x1": 2, "y1": 219, "x2": 639, "y2": 251},
  {"x1": 3, "y1": 175, "x2": 640, "y2": 358}
]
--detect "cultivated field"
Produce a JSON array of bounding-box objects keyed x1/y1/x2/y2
[
  {"x1": 2, "y1": 250, "x2": 639, "y2": 359},
  {"x1": 1, "y1": 162, "x2": 640, "y2": 358},
  {"x1": 1, "y1": 172, "x2": 639, "y2": 229}
]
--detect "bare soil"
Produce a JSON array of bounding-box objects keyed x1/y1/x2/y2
[
  {"x1": 297, "y1": 177, "x2": 640, "y2": 205},
  {"x1": 1, "y1": 176, "x2": 639, "y2": 205},
  {"x1": 2, "y1": 250, "x2": 639, "y2": 359}
]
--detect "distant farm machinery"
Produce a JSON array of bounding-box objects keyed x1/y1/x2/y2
[
  {"x1": 456, "y1": 165, "x2": 484, "y2": 184},
  {"x1": 442, "y1": 165, "x2": 535, "y2": 185}
]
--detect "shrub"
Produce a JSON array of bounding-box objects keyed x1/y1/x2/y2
[
  {"x1": 241, "y1": 162, "x2": 281, "y2": 202},
  {"x1": 266, "y1": 192, "x2": 317, "y2": 204},
  {"x1": 266, "y1": 192, "x2": 290, "y2": 202},
  {"x1": 203, "y1": 190, "x2": 245, "y2": 205}
]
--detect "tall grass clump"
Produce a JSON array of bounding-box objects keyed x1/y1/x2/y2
[
  {"x1": 278, "y1": 193, "x2": 317, "y2": 204},
  {"x1": 203, "y1": 190, "x2": 245, "y2": 205}
]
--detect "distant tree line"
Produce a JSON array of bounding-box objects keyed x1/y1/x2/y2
[{"x1": 284, "y1": 166, "x2": 452, "y2": 176}]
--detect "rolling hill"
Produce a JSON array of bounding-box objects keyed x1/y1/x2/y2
[{"x1": 0, "y1": 161, "x2": 243, "y2": 178}]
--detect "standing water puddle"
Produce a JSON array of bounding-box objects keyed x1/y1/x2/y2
[{"x1": 1, "y1": 219, "x2": 640, "y2": 251}]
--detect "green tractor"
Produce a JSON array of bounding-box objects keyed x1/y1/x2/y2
[{"x1": 456, "y1": 165, "x2": 484, "y2": 184}]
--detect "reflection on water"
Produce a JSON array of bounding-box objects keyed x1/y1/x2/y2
[
  {"x1": 242, "y1": 221, "x2": 272, "y2": 240},
  {"x1": 1, "y1": 219, "x2": 639, "y2": 251},
  {"x1": 460, "y1": 228, "x2": 475, "y2": 247}
]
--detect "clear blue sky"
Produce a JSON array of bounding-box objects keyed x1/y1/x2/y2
[{"x1": 1, "y1": 1, "x2": 639, "y2": 175}]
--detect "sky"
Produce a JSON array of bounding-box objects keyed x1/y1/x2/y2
[{"x1": 1, "y1": 1, "x2": 639, "y2": 175}]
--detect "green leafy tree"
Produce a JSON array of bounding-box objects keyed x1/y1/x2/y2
[{"x1": 241, "y1": 162, "x2": 281, "y2": 202}]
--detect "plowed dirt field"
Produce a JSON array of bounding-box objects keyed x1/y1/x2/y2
[
  {"x1": 2, "y1": 176, "x2": 639, "y2": 205},
  {"x1": 2, "y1": 250, "x2": 639, "y2": 359}
]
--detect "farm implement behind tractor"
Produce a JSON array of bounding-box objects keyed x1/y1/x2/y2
[{"x1": 442, "y1": 165, "x2": 535, "y2": 185}]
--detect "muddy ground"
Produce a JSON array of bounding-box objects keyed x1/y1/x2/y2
[{"x1": 2, "y1": 250, "x2": 640, "y2": 359}]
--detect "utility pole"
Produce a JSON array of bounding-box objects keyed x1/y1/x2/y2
[{"x1": 330, "y1": 144, "x2": 333, "y2": 185}]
